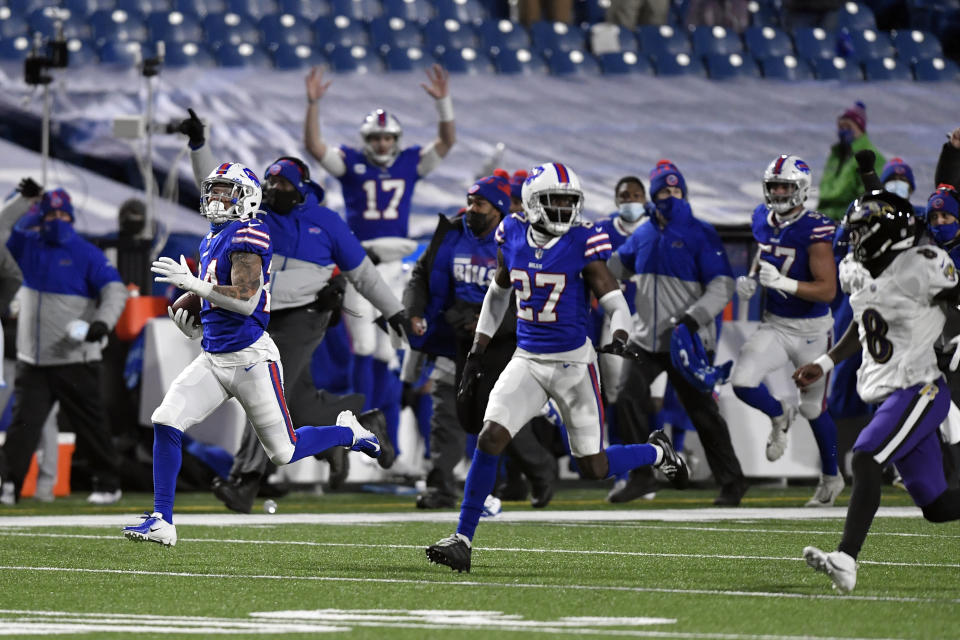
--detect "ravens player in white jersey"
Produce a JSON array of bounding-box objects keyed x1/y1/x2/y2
[
  {"x1": 795, "y1": 190, "x2": 960, "y2": 593},
  {"x1": 425, "y1": 163, "x2": 689, "y2": 573},
  {"x1": 734, "y1": 155, "x2": 843, "y2": 506},
  {"x1": 122, "y1": 163, "x2": 388, "y2": 547}
]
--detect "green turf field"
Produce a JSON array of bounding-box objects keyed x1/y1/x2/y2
[{"x1": 1, "y1": 486, "x2": 958, "y2": 639}]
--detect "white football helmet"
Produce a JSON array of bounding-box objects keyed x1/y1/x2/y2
[
  {"x1": 359, "y1": 109, "x2": 402, "y2": 165},
  {"x1": 763, "y1": 154, "x2": 812, "y2": 215},
  {"x1": 200, "y1": 162, "x2": 262, "y2": 224},
  {"x1": 522, "y1": 162, "x2": 584, "y2": 236}
]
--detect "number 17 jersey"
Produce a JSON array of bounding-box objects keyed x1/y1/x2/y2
[{"x1": 337, "y1": 145, "x2": 422, "y2": 241}]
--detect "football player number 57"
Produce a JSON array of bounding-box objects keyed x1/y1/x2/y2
[{"x1": 362, "y1": 179, "x2": 405, "y2": 220}]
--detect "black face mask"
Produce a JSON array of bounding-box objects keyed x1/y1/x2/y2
[
  {"x1": 465, "y1": 211, "x2": 492, "y2": 235},
  {"x1": 264, "y1": 188, "x2": 301, "y2": 215}
]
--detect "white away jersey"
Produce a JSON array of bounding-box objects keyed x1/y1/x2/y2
[{"x1": 841, "y1": 246, "x2": 958, "y2": 403}]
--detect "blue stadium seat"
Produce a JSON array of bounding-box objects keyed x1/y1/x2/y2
[
  {"x1": 530, "y1": 21, "x2": 585, "y2": 57},
  {"x1": 812, "y1": 56, "x2": 864, "y2": 81},
  {"x1": 382, "y1": 0, "x2": 433, "y2": 22},
  {"x1": 913, "y1": 56, "x2": 960, "y2": 81},
  {"x1": 273, "y1": 42, "x2": 325, "y2": 68},
  {"x1": 229, "y1": 0, "x2": 280, "y2": 20},
  {"x1": 314, "y1": 15, "x2": 370, "y2": 52},
  {"x1": 118, "y1": 0, "x2": 177, "y2": 13},
  {"x1": 863, "y1": 56, "x2": 912, "y2": 80},
  {"x1": 478, "y1": 19, "x2": 530, "y2": 54},
  {"x1": 434, "y1": 0, "x2": 487, "y2": 25},
  {"x1": 7, "y1": 0, "x2": 48, "y2": 12},
  {"x1": 837, "y1": 2, "x2": 876, "y2": 31},
  {"x1": 382, "y1": 45, "x2": 434, "y2": 70},
  {"x1": 163, "y1": 40, "x2": 217, "y2": 67},
  {"x1": 492, "y1": 47, "x2": 546, "y2": 74},
  {"x1": 91, "y1": 9, "x2": 148, "y2": 46},
  {"x1": 598, "y1": 51, "x2": 652, "y2": 74},
  {"x1": 692, "y1": 25, "x2": 743, "y2": 57},
  {"x1": 0, "y1": 8, "x2": 29, "y2": 39},
  {"x1": 654, "y1": 52, "x2": 706, "y2": 77},
  {"x1": 279, "y1": 0, "x2": 332, "y2": 21},
  {"x1": 439, "y1": 46, "x2": 491, "y2": 73},
  {"x1": 759, "y1": 55, "x2": 814, "y2": 80},
  {"x1": 423, "y1": 18, "x2": 478, "y2": 55},
  {"x1": 171, "y1": 0, "x2": 227, "y2": 16},
  {"x1": 369, "y1": 16, "x2": 424, "y2": 52},
  {"x1": 65, "y1": 38, "x2": 97, "y2": 65},
  {"x1": 793, "y1": 27, "x2": 837, "y2": 61},
  {"x1": 260, "y1": 14, "x2": 314, "y2": 47},
  {"x1": 546, "y1": 49, "x2": 599, "y2": 76},
  {"x1": 147, "y1": 11, "x2": 204, "y2": 43},
  {"x1": 744, "y1": 26, "x2": 792, "y2": 59},
  {"x1": 63, "y1": 0, "x2": 116, "y2": 17},
  {"x1": 637, "y1": 24, "x2": 690, "y2": 61},
  {"x1": 215, "y1": 41, "x2": 273, "y2": 67},
  {"x1": 28, "y1": 7, "x2": 92, "y2": 40},
  {"x1": 98, "y1": 40, "x2": 144, "y2": 67},
  {"x1": 327, "y1": 43, "x2": 382, "y2": 71},
  {"x1": 706, "y1": 52, "x2": 760, "y2": 79},
  {"x1": 891, "y1": 29, "x2": 942, "y2": 63},
  {"x1": 330, "y1": 0, "x2": 383, "y2": 21},
  {"x1": 850, "y1": 28, "x2": 894, "y2": 60},
  {"x1": 203, "y1": 12, "x2": 262, "y2": 47},
  {"x1": 0, "y1": 36, "x2": 31, "y2": 62},
  {"x1": 747, "y1": 0, "x2": 781, "y2": 28}
]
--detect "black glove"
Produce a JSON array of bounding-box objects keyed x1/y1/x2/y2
[
  {"x1": 176, "y1": 108, "x2": 205, "y2": 148},
  {"x1": 458, "y1": 350, "x2": 484, "y2": 402},
  {"x1": 598, "y1": 335, "x2": 643, "y2": 361},
  {"x1": 854, "y1": 149, "x2": 876, "y2": 174},
  {"x1": 84, "y1": 321, "x2": 109, "y2": 342},
  {"x1": 17, "y1": 177, "x2": 42, "y2": 198},
  {"x1": 675, "y1": 314, "x2": 699, "y2": 334},
  {"x1": 314, "y1": 274, "x2": 346, "y2": 312},
  {"x1": 387, "y1": 310, "x2": 410, "y2": 339}
]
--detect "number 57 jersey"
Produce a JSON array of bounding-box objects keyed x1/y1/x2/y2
[
  {"x1": 842, "y1": 246, "x2": 958, "y2": 403},
  {"x1": 496, "y1": 213, "x2": 613, "y2": 355}
]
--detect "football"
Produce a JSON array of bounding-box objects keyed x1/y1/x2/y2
[{"x1": 171, "y1": 292, "x2": 202, "y2": 327}]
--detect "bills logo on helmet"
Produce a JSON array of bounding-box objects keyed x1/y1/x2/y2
[
  {"x1": 525, "y1": 165, "x2": 545, "y2": 184},
  {"x1": 243, "y1": 168, "x2": 260, "y2": 187},
  {"x1": 794, "y1": 160, "x2": 811, "y2": 174}
]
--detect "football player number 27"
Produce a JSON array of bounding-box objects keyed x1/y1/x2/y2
[
  {"x1": 511, "y1": 270, "x2": 566, "y2": 322},
  {"x1": 362, "y1": 179, "x2": 405, "y2": 220},
  {"x1": 862, "y1": 308, "x2": 892, "y2": 363}
]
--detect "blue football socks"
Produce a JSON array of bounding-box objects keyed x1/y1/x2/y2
[
  {"x1": 456, "y1": 449, "x2": 499, "y2": 541},
  {"x1": 604, "y1": 444, "x2": 658, "y2": 479},
  {"x1": 152, "y1": 424, "x2": 183, "y2": 524},
  {"x1": 289, "y1": 426, "x2": 354, "y2": 464}
]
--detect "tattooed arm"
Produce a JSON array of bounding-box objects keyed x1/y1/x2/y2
[{"x1": 203, "y1": 251, "x2": 264, "y2": 316}]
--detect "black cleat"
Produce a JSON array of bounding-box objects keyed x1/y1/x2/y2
[
  {"x1": 357, "y1": 409, "x2": 395, "y2": 469},
  {"x1": 714, "y1": 479, "x2": 749, "y2": 506},
  {"x1": 607, "y1": 467, "x2": 658, "y2": 503},
  {"x1": 426, "y1": 534, "x2": 472, "y2": 573},
  {"x1": 530, "y1": 480, "x2": 555, "y2": 508},
  {"x1": 415, "y1": 490, "x2": 457, "y2": 510},
  {"x1": 211, "y1": 474, "x2": 260, "y2": 514},
  {"x1": 648, "y1": 429, "x2": 690, "y2": 489}
]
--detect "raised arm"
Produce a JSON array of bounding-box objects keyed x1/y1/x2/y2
[
  {"x1": 417, "y1": 64, "x2": 456, "y2": 177},
  {"x1": 303, "y1": 67, "x2": 347, "y2": 177}
]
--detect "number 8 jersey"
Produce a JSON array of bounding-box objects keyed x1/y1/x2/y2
[
  {"x1": 841, "y1": 246, "x2": 958, "y2": 403},
  {"x1": 496, "y1": 213, "x2": 613, "y2": 355}
]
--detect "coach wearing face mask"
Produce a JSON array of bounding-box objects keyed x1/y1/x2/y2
[
  {"x1": 0, "y1": 181, "x2": 128, "y2": 505},
  {"x1": 817, "y1": 101, "x2": 886, "y2": 221}
]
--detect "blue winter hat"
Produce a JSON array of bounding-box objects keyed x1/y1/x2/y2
[
  {"x1": 510, "y1": 169, "x2": 528, "y2": 200},
  {"x1": 468, "y1": 175, "x2": 512, "y2": 217},
  {"x1": 39, "y1": 188, "x2": 74, "y2": 220},
  {"x1": 649, "y1": 160, "x2": 687, "y2": 199},
  {"x1": 928, "y1": 185, "x2": 960, "y2": 219},
  {"x1": 265, "y1": 158, "x2": 308, "y2": 193},
  {"x1": 880, "y1": 157, "x2": 915, "y2": 192}
]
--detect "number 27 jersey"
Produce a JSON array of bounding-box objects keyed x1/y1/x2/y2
[{"x1": 496, "y1": 214, "x2": 613, "y2": 354}]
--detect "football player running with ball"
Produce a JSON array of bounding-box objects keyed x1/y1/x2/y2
[
  {"x1": 122, "y1": 163, "x2": 388, "y2": 547},
  {"x1": 425, "y1": 163, "x2": 689, "y2": 573},
  {"x1": 795, "y1": 190, "x2": 960, "y2": 593}
]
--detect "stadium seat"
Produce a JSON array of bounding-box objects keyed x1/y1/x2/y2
[
  {"x1": 705, "y1": 52, "x2": 760, "y2": 79},
  {"x1": 279, "y1": 0, "x2": 332, "y2": 21},
  {"x1": 215, "y1": 41, "x2": 272, "y2": 67},
  {"x1": 546, "y1": 49, "x2": 599, "y2": 76},
  {"x1": 98, "y1": 40, "x2": 144, "y2": 67},
  {"x1": 744, "y1": 26, "x2": 792, "y2": 59},
  {"x1": 0, "y1": 36, "x2": 31, "y2": 62},
  {"x1": 492, "y1": 47, "x2": 546, "y2": 74},
  {"x1": 812, "y1": 56, "x2": 864, "y2": 81},
  {"x1": 849, "y1": 28, "x2": 895, "y2": 60},
  {"x1": 478, "y1": 19, "x2": 530, "y2": 55},
  {"x1": 203, "y1": 12, "x2": 262, "y2": 47},
  {"x1": 598, "y1": 51, "x2": 652, "y2": 74},
  {"x1": 836, "y1": 2, "x2": 876, "y2": 31},
  {"x1": 692, "y1": 25, "x2": 743, "y2": 57},
  {"x1": 330, "y1": 0, "x2": 383, "y2": 21},
  {"x1": 654, "y1": 52, "x2": 706, "y2": 77},
  {"x1": 63, "y1": 0, "x2": 115, "y2": 17},
  {"x1": 163, "y1": 40, "x2": 217, "y2": 67},
  {"x1": 423, "y1": 18, "x2": 478, "y2": 55},
  {"x1": 228, "y1": 0, "x2": 280, "y2": 20},
  {"x1": 382, "y1": 0, "x2": 433, "y2": 22},
  {"x1": 147, "y1": 11, "x2": 204, "y2": 43},
  {"x1": 0, "y1": 7, "x2": 30, "y2": 39},
  {"x1": 913, "y1": 56, "x2": 960, "y2": 81},
  {"x1": 259, "y1": 13, "x2": 314, "y2": 48},
  {"x1": 7, "y1": 0, "x2": 47, "y2": 12},
  {"x1": 793, "y1": 27, "x2": 837, "y2": 61},
  {"x1": 530, "y1": 21, "x2": 585, "y2": 57},
  {"x1": 434, "y1": 0, "x2": 487, "y2": 25},
  {"x1": 891, "y1": 29, "x2": 942, "y2": 63},
  {"x1": 272, "y1": 41, "x2": 325, "y2": 68},
  {"x1": 439, "y1": 46, "x2": 491, "y2": 73},
  {"x1": 637, "y1": 24, "x2": 690, "y2": 61},
  {"x1": 759, "y1": 55, "x2": 814, "y2": 80},
  {"x1": 327, "y1": 43, "x2": 382, "y2": 72},
  {"x1": 118, "y1": 0, "x2": 177, "y2": 13},
  {"x1": 28, "y1": 7, "x2": 92, "y2": 40},
  {"x1": 747, "y1": 0, "x2": 781, "y2": 28},
  {"x1": 863, "y1": 56, "x2": 912, "y2": 80},
  {"x1": 382, "y1": 45, "x2": 434, "y2": 71},
  {"x1": 314, "y1": 15, "x2": 369, "y2": 52},
  {"x1": 369, "y1": 16, "x2": 424, "y2": 52},
  {"x1": 171, "y1": 0, "x2": 228, "y2": 16},
  {"x1": 90, "y1": 9, "x2": 148, "y2": 46},
  {"x1": 65, "y1": 38, "x2": 97, "y2": 66}
]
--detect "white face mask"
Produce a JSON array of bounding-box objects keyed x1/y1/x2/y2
[
  {"x1": 618, "y1": 201, "x2": 646, "y2": 222},
  {"x1": 884, "y1": 180, "x2": 911, "y2": 200}
]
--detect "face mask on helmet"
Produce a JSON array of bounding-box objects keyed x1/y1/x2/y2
[
  {"x1": 618, "y1": 201, "x2": 646, "y2": 222},
  {"x1": 845, "y1": 194, "x2": 917, "y2": 269},
  {"x1": 762, "y1": 155, "x2": 811, "y2": 215},
  {"x1": 200, "y1": 163, "x2": 262, "y2": 224},
  {"x1": 884, "y1": 180, "x2": 911, "y2": 200},
  {"x1": 522, "y1": 163, "x2": 584, "y2": 237},
  {"x1": 360, "y1": 110, "x2": 402, "y2": 166},
  {"x1": 531, "y1": 192, "x2": 582, "y2": 236}
]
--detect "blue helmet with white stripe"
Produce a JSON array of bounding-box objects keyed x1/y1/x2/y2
[
  {"x1": 201, "y1": 162, "x2": 262, "y2": 224},
  {"x1": 763, "y1": 154, "x2": 812, "y2": 215},
  {"x1": 522, "y1": 162, "x2": 583, "y2": 236}
]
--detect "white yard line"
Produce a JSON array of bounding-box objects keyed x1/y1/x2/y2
[{"x1": 503, "y1": 521, "x2": 960, "y2": 539}]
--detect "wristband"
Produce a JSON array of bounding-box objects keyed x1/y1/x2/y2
[
  {"x1": 435, "y1": 95, "x2": 454, "y2": 122},
  {"x1": 813, "y1": 354, "x2": 834, "y2": 375},
  {"x1": 780, "y1": 277, "x2": 799, "y2": 295},
  {"x1": 193, "y1": 280, "x2": 213, "y2": 298}
]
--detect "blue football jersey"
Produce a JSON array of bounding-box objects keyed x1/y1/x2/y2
[
  {"x1": 451, "y1": 218, "x2": 498, "y2": 305},
  {"x1": 752, "y1": 204, "x2": 835, "y2": 319},
  {"x1": 198, "y1": 218, "x2": 273, "y2": 353},
  {"x1": 337, "y1": 145, "x2": 422, "y2": 241},
  {"x1": 496, "y1": 213, "x2": 613, "y2": 353}
]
